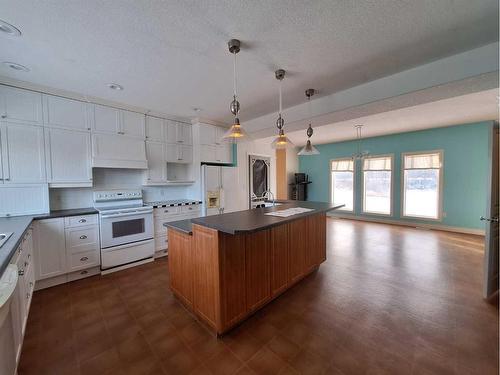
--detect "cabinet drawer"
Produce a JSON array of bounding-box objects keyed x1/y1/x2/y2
[
  {"x1": 69, "y1": 250, "x2": 100, "y2": 271},
  {"x1": 68, "y1": 267, "x2": 100, "y2": 282},
  {"x1": 153, "y1": 206, "x2": 180, "y2": 218},
  {"x1": 64, "y1": 214, "x2": 97, "y2": 228},
  {"x1": 155, "y1": 235, "x2": 168, "y2": 251},
  {"x1": 180, "y1": 205, "x2": 200, "y2": 214},
  {"x1": 65, "y1": 225, "x2": 99, "y2": 254}
]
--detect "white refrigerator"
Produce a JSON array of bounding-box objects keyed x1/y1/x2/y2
[{"x1": 201, "y1": 165, "x2": 240, "y2": 216}]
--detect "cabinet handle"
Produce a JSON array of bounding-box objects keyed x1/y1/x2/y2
[
  {"x1": 26, "y1": 292, "x2": 30, "y2": 299},
  {"x1": 29, "y1": 282, "x2": 33, "y2": 288},
  {"x1": 4, "y1": 178, "x2": 9, "y2": 181},
  {"x1": 78, "y1": 219, "x2": 87, "y2": 223},
  {"x1": 79, "y1": 235, "x2": 87, "y2": 239},
  {"x1": 18, "y1": 269, "x2": 24, "y2": 276},
  {"x1": 80, "y1": 270, "x2": 88, "y2": 275},
  {"x1": 164, "y1": 210, "x2": 169, "y2": 213},
  {"x1": 24, "y1": 261, "x2": 28, "y2": 267},
  {"x1": 80, "y1": 256, "x2": 89, "y2": 261},
  {"x1": 1, "y1": 114, "x2": 6, "y2": 119},
  {"x1": 27, "y1": 254, "x2": 31, "y2": 259}
]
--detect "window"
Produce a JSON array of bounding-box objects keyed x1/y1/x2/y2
[
  {"x1": 362, "y1": 156, "x2": 392, "y2": 215},
  {"x1": 402, "y1": 151, "x2": 442, "y2": 219},
  {"x1": 330, "y1": 159, "x2": 354, "y2": 211}
]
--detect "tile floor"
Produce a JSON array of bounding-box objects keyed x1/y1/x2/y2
[{"x1": 18, "y1": 219, "x2": 498, "y2": 374}]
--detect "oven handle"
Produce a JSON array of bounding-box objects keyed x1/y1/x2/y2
[
  {"x1": 101, "y1": 209, "x2": 152, "y2": 218},
  {"x1": 101, "y1": 239, "x2": 154, "y2": 252}
]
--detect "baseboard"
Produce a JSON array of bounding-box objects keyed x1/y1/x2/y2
[{"x1": 328, "y1": 213, "x2": 485, "y2": 236}]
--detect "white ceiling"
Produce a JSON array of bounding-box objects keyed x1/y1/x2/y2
[
  {"x1": 0, "y1": 0, "x2": 498, "y2": 125},
  {"x1": 281, "y1": 89, "x2": 499, "y2": 147}
]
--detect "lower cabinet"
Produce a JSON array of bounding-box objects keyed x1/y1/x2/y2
[
  {"x1": 9, "y1": 226, "x2": 35, "y2": 366},
  {"x1": 33, "y1": 214, "x2": 100, "y2": 290}
]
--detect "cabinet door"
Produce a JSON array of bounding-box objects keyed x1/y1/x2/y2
[
  {"x1": 145, "y1": 141, "x2": 167, "y2": 183},
  {"x1": 165, "y1": 120, "x2": 177, "y2": 143},
  {"x1": 93, "y1": 104, "x2": 120, "y2": 134},
  {"x1": 180, "y1": 123, "x2": 192, "y2": 145},
  {"x1": 179, "y1": 145, "x2": 193, "y2": 163},
  {"x1": 0, "y1": 184, "x2": 49, "y2": 217},
  {"x1": 288, "y1": 218, "x2": 307, "y2": 283},
  {"x1": 270, "y1": 225, "x2": 289, "y2": 296},
  {"x1": 1, "y1": 122, "x2": 46, "y2": 183},
  {"x1": 43, "y1": 95, "x2": 89, "y2": 130},
  {"x1": 246, "y1": 230, "x2": 271, "y2": 311},
  {"x1": 0, "y1": 86, "x2": 43, "y2": 125},
  {"x1": 33, "y1": 218, "x2": 66, "y2": 280},
  {"x1": 200, "y1": 144, "x2": 216, "y2": 163},
  {"x1": 145, "y1": 116, "x2": 164, "y2": 142},
  {"x1": 199, "y1": 124, "x2": 216, "y2": 145},
  {"x1": 165, "y1": 143, "x2": 179, "y2": 163},
  {"x1": 92, "y1": 133, "x2": 147, "y2": 168},
  {"x1": 121, "y1": 110, "x2": 145, "y2": 138},
  {"x1": 45, "y1": 128, "x2": 92, "y2": 185},
  {"x1": 216, "y1": 145, "x2": 232, "y2": 163},
  {"x1": 305, "y1": 214, "x2": 327, "y2": 270}
]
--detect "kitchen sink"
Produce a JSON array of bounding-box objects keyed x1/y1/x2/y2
[{"x1": 0, "y1": 232, "x2": 13, "y2": 249}]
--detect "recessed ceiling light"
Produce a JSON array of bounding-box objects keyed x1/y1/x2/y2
[
  {"x1": 107, "y1": 83, "x2": 123, "y2": 91},
  {"x1": 3, "y1": 61, "x2": 29, "y2": 72},
  {"x1": 0, "y1": 19, "x2": 21, "y2": 36}
]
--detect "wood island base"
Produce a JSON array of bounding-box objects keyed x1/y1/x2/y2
[{"x1": 168, "y1": 213, "x2": 327, "y2": 335}]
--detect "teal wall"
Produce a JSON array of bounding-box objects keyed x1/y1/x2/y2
[{"x1": 299, "y1": 121, "x2": 494, "y2": 230}]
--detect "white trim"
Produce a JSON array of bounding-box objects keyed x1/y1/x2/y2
[
  {"x1": 329, "y1": 157, "x2": 355, "y2": 212},
  {"x1": 328, "y1": 213, "x2": 485, "y2": 236},
  {"x1": 400, "y1": 149, "x2": 444, "y2": 221},
  {"x1": 361, "y1": 153, "x2": 394, "y2": 216}
]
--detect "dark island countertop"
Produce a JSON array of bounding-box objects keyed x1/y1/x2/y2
[
  {"x1": 188, "y1": 201, "x2": 343, "y2": 235},
  {"x1": 0, "y1": 207, "x2": 98, "y2": 276},
  {"x1": 164, "y1": 219, "x2": 193, "y2": 235}
]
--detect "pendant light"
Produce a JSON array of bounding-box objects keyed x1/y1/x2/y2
[
  {"x1": 222, "y1": 39, "x2": 250, "y2": 143},
  {"x1": 271, "y1": 69, "x2": 294, "y2": 149},
  {"x1": 351, "y1": 125, "x2": 369, "y2": 160},
  {"x1": 298, "y1": 89, "x2": 320, "y2": 156}
]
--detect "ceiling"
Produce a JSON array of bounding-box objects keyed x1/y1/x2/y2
[
  {"x1": 0, "y1": 0, "x2": 498, "y2": 125},
  {"x1": 281, "y1": 89, "x2": 499, "y2": 147}
]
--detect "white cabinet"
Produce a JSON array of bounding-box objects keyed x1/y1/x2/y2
[
  {"x1": 121, "y1": 110, "x2": 145, "y2": 138},
  {"x1": 0, "y1": 122, "x2": 46, "y2": 183},
  {"x1": 92, "y1": 133, "x2": 147, "y2": 169},
  {"x1": 145, "y1": 141, "x2": 167, "y2": 183},
  {"x1": 33, "y1": 218, "x2": 66, "y2": 280},
  {"x1": 165, "y1": 144, "x2": 192, "y2": 164},
  {"x1": 0, "y1": 184, "x2": 49, "y2": 217},
  {"x1": 145, "y1": 116, "x2": 164, "y2": 142},
  {"x1": 44, "y1": 128, "x2": 92, "y2": 187},
  {"x1": 199, "y1": 123, "x2": 232, "y2": 164},
  {"x1": 0, "y1": 86, "x2": 43, "y2": 125},
  {"x1": 43, "y1": 95, "x2": 89, "y2": 131},
  {"x1": 166, "y1": 121, "x2": 192, "y2": 145},
  {"x1": 93, "y1": 104, "x2": 120, "y2": 134},
  {"x1": 92, "y1": 105, "x2": 145, "y2": 138}
]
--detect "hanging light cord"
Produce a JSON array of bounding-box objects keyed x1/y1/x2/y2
[
  {"x1": 279, "y1": 80, "x2": 282, "y2": 116},
  {"x1": 233, "y1": 52, "x2": 237, "y2": 98}
]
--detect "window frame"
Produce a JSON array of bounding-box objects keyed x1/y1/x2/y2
[
  {"x1": 361, "y1": 154, "x2": 394, "y2": 217},
  {"x1": 400, "y1": 150, "x2": 444, "y2": 221},
  {"x1": 329, "y1": 158, "x2": 355, "y2": 212}
]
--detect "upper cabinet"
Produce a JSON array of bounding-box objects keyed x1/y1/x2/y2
[
  {"x1": 121, "y1": 110, "x2": 145, "y2": 138},
  {"x1": 199, "y1": 124, "x2": 232, "y2": 164},
  {"x1": 166, "y1": 120, "x2": 192, "y2": 145},
  {"x1": 0, "y1": 122, "x2": 46, "y2": 183},
  {"x1": 0, "y1": 86, "x2": 43, "y2": 125},
  {"x1": 91, "y1": 104, "x2": 145, "y2": 138},
  {"x1": 93, "y1": 104, "x2": 120, "y2": 134},
  {"x1": 43, "y1": 95, "x2": 89, "y2": 131},
  {"x1": 45, "y1": 127, "x2": 92, "y2": 187},
  {"x1": 145, "y1": 116, "x2": 164, "y2": 142}
]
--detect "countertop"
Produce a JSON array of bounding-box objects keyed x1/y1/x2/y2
[
  {"x1": 164, "y1": 219, "x2": 193, "y2": 235},
  {"x1": 0, "y1": 207, "x2": 98, "y2": 276},
  {"x1": 190, "y1": 201, "x2": 343, "y2": 235}
]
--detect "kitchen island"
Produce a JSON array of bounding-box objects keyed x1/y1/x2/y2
[{"x1": 165, "y1": 201, "x2": 342, "y2": 335}]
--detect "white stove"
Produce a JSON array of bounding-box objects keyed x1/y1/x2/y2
[{"x1": 93, "y1": 190, "x2": 154, "y2": 273}]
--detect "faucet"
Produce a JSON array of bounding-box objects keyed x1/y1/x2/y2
[{"x1": 264, "y1": 190, "x2": 275, "y2": 207}]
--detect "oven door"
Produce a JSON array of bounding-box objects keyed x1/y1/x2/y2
[{"x1": 99, "y1": 208, "x2": 153, "y2": 249}]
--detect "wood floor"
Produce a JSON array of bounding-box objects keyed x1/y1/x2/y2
[{"x1": 18, "y1": 218, "x2": 498, "y2": 374}]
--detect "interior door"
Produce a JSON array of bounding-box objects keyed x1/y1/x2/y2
[{"x1": 483, "y1": 125, "x2": 499, "y2": 300}]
